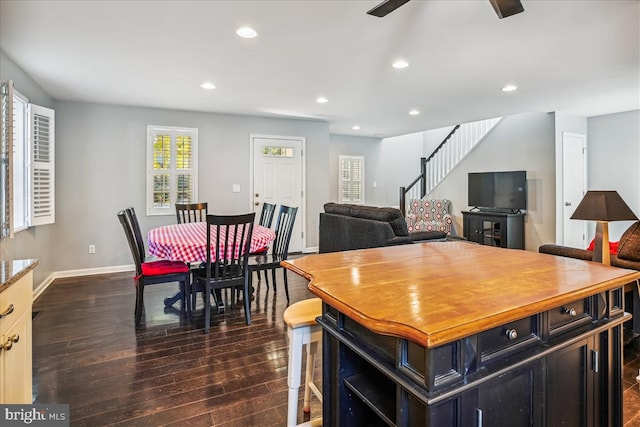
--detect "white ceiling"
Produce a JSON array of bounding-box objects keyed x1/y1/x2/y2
[{"x1": 1, "y1": 0, "x2": 638, "y2": 138}]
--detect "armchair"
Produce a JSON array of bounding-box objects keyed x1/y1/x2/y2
[{"x1": 406, "y1": 198, "x2": 454, "y2": 235}]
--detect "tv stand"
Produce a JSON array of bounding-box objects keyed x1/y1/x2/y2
[{"x1": 463, "y1": 210, "x2": 525, "y2": 249}]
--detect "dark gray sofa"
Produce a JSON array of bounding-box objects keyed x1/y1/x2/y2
[{"x1": 319, "y1": 203, "x2": 447, "y2": 253}]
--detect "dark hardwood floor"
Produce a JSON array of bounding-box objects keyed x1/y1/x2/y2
[{"x1": 33, "y1": 270, "x2": 640, "y2": 426}]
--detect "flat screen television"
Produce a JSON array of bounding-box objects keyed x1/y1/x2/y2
[{"x1": 468, "y1": 171, "x2": 527, "y2": 211}]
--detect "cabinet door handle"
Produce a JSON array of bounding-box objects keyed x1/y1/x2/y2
[
  {"x1": 2, "y1": 334, "x2": 20, "y2": 351},
  {"x1": 0, "y1": 303, "x2": 14, "y2": 318}
]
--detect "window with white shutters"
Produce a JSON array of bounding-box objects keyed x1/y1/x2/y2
[
  {"x1": 339, "y1": 155, "x2": 364, "y2": 204},
  {"x1": 146, "y1": 126, "x2": 198, "y2": 215},
  {"x1": 0, "y1": 80, "x2": 55, "y2": 234},
  {"x1": 29, "y1": 104, "x2": 55, "y2": 226}
]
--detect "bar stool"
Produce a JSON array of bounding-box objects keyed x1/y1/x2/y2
[{"x1": 284, "y1": 298, "x2": 323, "y2": 427}]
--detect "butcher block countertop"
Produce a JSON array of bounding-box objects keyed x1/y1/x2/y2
[{"x1": 282, "y1": 242, "x2": 640, "y2": 348}]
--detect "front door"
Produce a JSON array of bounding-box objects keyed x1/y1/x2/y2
[
  {"x1": 250, "y1": 135, "x2": 304, "y2": 253},
  {"x1": 562, "y1": 132, "x2": 587, "y2": 248}
]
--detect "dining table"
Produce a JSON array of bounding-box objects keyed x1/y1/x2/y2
[{"x1": 147, "y1": 221, "x2": 276, "y2": 307}]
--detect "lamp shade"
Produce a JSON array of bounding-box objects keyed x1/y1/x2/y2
[{"x1": 570, "y1": 191, "x2": 638, "y2": 221}]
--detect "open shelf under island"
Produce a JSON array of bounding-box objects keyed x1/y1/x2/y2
[{"x1": 283, "y1": 241, "x2": 640, "y2": 427}]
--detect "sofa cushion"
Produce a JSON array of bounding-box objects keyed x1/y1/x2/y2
[
  {"x1": 616, "y1": 221, "x2": 640, "y2": 261},
  {"x1": 348, "y1": 205, "x2": 409, "y2": 237},
  {"x1": 324, "y1": 202, "x2": 353, "y2": 216}
]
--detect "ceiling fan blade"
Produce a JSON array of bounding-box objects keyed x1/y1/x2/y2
[
  {"x1": 367, "y1": 0, "x2": 410, "y2": 17},
  {"x1": 489, "y1": 0, "x2": 525, "y2": 19}
]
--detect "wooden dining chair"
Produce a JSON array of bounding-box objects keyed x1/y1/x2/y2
[
  {"x1": 175, "y1": 202, "x2": 208, "y2": 224},
  {"x1": 258, "y1": 202, "x2": 276, "y2": 229},
  {"x1": 248, "y1": 205, "x2": 298, "y2": 302},
  {"x1": 251, "y1": 202, "x2": 277, "y2": 284},
  {"x1": 117, "y1": 208, "x2": 190, "y2": 329},
  {"x1": 191, "y1": 213, "x2": 255, "y2": 333}
]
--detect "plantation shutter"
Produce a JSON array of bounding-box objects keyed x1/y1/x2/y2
[
  {"x1": 146, "y1": 126, "x2": 198, "y2": 215},
  {"x1": 29, "y1": 104, "x2": 55, "y2": 226},
  {"x1": 339, "y1": 155, "x2": 364, "y2": 204}
]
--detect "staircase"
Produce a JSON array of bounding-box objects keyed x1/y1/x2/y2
[{"x1": 399, "y1": 117, "x2": 503, "y2": 216}]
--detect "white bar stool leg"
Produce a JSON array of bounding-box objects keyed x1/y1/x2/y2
[
  {"x1": 287, "y1": 327, "x2": 304, "y2": 427},
  {"x1": 303, "y1": 340, "x2": 318, "y2": 412}
]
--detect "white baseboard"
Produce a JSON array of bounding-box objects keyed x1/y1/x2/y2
[
  {"x1": 33, "y1": 264, "x2": 134, "y2": 301},
  {"x1": 303, "y1": 246, "x2": 319, "y2": 254}
]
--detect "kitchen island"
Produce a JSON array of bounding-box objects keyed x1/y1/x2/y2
[{"x1": 283, "y1": 242, "x2": 640, "y2": 426}]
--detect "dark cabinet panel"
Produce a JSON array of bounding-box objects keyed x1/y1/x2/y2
[
  {"x1": 476, "y1": 363, "x2": 543, "y2": 426},
  {"x1": 545, "y1": 338, "x2": 591, "y2": 427},
  {"x1": 462, "y1": 211, "x2": 525, "y2": 249},
  {"x1": 319, "y1": 300, "x2": 627, "y2": 427}
]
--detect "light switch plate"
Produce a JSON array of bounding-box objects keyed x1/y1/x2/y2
[{"x1": 232, "y1": 184, "x2": 241, "y2": 193}]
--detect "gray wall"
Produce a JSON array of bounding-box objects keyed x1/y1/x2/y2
[
  {"x1": 376, "y1": 132, "x2": 424, "y2": 206},
  {"x1": 54, "y1": 101, "x2": 330, "y2": 271},
  {"x1": 421, "y1": 113, "x2": 557, "y2": 251},
  {"x1": 0, "y1": 51, "x2": 56, "y2": 286},
  {"x1": 328, "y1": 134, "x2": 383, "y2": 206},
  {"x1": 587, "y1": 110, "x2": 640, "y2": 240}
]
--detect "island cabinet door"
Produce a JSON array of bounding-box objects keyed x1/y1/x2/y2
[
  {"x1": 470, "y1": 361, "x2": 544, "y2": 427},
  {"x1": 545, "y1": 337, "x2": 594, "y2": 427}
]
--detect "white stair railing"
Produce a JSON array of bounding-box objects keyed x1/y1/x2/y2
[
  {"x1": 424, "y1": 117, "x2": 502, "y2": 195},
  {"x1": 401, "y1": 117, "x2": 502, "y2": 216}
]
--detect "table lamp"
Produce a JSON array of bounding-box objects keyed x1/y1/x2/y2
[{"x1": 570, "y1": 190, "x2": 638, "y2": 265}]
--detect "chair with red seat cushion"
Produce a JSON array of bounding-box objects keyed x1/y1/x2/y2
[{"x1": 118, "y1": 208, "x2": 191, "y2": 328}]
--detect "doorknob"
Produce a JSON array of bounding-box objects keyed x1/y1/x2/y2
[
  {"x1": 565, "y1": 202, "x2": 572, "y2": 206},
  {"x1": 254, "y1": 202, "x2": 259, "y2": 206},
  {"x1": 255, "y1": 193, "x2": 259, "y2": 197}
]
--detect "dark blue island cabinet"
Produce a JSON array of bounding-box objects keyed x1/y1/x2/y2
[{"x1": 282, "y1": 242, "x2": 640, "y2": 427}]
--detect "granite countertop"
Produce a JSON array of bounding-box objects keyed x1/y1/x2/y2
[{"x1": 0, "y1": 259, "x2": 39, "y2": 294}]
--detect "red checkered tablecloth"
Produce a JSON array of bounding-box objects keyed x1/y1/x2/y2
[{"x1": 148, "y1": 222, "x2": 276, "y2": 263}]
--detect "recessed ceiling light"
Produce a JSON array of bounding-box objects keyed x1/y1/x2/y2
[
  {"x1": 502, "y1": 84, "x2": 518, "y2": 92},
  {"x1": 236, "y1": 27, "x2": 257, "y2": 38},
  {"x1": 392, "y1": 60, "x2": 409, "y2": 69},
  {"x1": 409, "y1": 109, "x2": 420, "y2": 116},
  {"x1": 316, "y1": 96, "x2": 328, "y2": 104},
  {"x1": 352, "y1": 125, "x2": 361, "y2": 130},
  {"x1": 201, "y1": 82, "x2": 216, "y2": 90}
]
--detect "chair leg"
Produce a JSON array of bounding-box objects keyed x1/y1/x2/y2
[
  {"x1": 135, "y1": 281, "x2": 144, "y2": 329},
  {"x1": 303, "y1": 340, "x2": 318, "y2": 412},
  {"x1": 283, "y1": 269, "x2": 290, "y2": 303},
  {"x1": 204, "y1": 284, "x2": 211, "y2": 334},
  {"x1": 264, "y1": 268, "x2": 270, "y2": 290},
  {"x1": 272, "y1": 268, "x2": 277, "y2": 292},
  {"x1": 243, "y1": 280, "x2": 252, "y2": 325},
  {"x1": 133, "y1": 279, "x2": 140, "y2": 316},
  {"x1": 180, "y1": 280, "x2": 188, "y2": 318}
]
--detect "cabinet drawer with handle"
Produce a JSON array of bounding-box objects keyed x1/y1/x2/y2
[
  {"x1": 478, "y1": 315, "x2": 541, "y2": 365},
  {"x1": 548, "y1": 297, "x2": 592, "y2": 336},
  {"x1": 0, "y1": 271, "x2": 32, "y2": 336}
]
